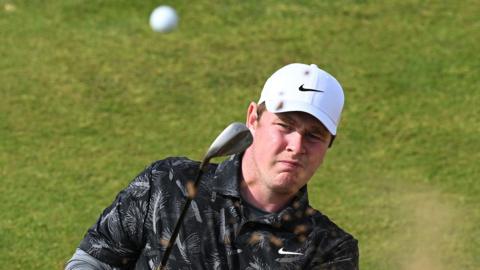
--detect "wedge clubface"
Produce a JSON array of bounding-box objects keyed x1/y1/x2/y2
[
  {"x1": 203, "y1": 122, "x2": 253, "y2": 165},
  {"x1": 159, "y1": 122, "x2": 253, "y2": 269}
]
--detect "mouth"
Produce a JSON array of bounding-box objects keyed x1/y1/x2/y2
[{"x1": 277, "y1": 159, "x2": 303, "y2": 170}]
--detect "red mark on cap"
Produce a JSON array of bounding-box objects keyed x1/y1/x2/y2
[{"x1": 275, "y1": 101, "x2": 284, "y2": 110}]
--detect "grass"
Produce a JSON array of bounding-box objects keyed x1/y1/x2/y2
[{"x1": 1, "y1": 0, "x2": 478, "y2": 269}]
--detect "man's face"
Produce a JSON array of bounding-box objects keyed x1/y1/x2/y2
[{"x1": 244, "y1": 103, "x2": 331, "y2": 196}]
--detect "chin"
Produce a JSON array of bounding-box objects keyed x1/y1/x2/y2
[
  {"x1": 270, "y1": 186, "x2": 296, "y2": 196},
  {"x1": 270, "y1": 177, "x2": 301, "y2": 194}
]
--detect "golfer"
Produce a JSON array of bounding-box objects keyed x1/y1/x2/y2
[{"x1": 66, "y1": 63, "x2": 359, "y2": 269}]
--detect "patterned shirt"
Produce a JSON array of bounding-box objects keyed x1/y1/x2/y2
[{"x1": 78, "y1": 155, "x2": 359, "y2": 269}]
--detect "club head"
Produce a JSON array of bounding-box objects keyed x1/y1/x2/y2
[{"x1": 203, "y1": 122, "x2": 253, "y2": 162}]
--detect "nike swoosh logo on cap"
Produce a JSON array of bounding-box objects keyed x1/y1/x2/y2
[
  {"x1": 278, "y1": 247, "x2": 303, "y2": 256},
  {"x1": 298, "y1": 84, "x2": 324, "y2": 93}
]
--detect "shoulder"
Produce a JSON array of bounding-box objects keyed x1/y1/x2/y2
[
  {"x1": 309, "y1": 208, "x2": 358, "y2": 248},
  {"x1": 148, "y1": 156, "x2": 200, "y2": 172},
  {"x1": 142, "y1": 156, "x2": 202, "y2": 181},
  {"x1": 306, "y1": 209, "x2": 359, "y2": 267},
  {"x1": 142, "y1": 156, "x2": 219, "y2": 194},
  {"x1": 121, "y1": 157, "x2": 200, "y2": 198}
]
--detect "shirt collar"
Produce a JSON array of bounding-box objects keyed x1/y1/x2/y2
[{"x1": 211, "y1": 154, "x2": 243, "y2": 197}]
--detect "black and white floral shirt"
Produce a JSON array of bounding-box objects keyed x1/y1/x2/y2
[{"x1": 78, "y1": 155, "x2": 359, "y2": 269}]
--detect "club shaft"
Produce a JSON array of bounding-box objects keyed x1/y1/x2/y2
[{"x1": 158, "y1": 161, "x2": 207, "y2": 269}]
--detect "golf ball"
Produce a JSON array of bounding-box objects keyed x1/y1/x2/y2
[{"x1": 149, "y1": 6, "x2": 178, "y2": 33}]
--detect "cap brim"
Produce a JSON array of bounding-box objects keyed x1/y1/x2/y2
[{"x1": 264, "y1": 99, "x2": 337, "y2": 135}]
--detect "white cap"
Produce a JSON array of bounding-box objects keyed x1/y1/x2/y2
[{"x1": 258, "y1": 63, "x2": 345, "y2": 135}]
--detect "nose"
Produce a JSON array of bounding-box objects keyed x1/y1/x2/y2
[{"x1": 286, "y1": 132, "x2": 306, "y2": 155}]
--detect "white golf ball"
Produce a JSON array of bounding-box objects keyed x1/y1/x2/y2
[{"x1": 149, "y1": 6, "x2": 178, "y2": 33}]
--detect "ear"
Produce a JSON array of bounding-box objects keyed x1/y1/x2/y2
[{"x1": 246, "y1": 102, "x2": 258, "y2": 131}]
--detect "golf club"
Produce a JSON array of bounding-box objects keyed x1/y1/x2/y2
[{"x1": 158, "y1": 122, "x2": 253, "y2": 269}]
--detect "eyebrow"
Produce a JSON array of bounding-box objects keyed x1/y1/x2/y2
[{"x1": 278, "y1": 113, "x2": 329, "y2": 135}]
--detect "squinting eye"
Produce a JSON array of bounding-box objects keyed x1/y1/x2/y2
[
  {"x1": 306, "y1": 133, "x2": 327, "y2": 142},
  {"x1": 276, "y1": 123, "x2": 292, "y2": 131}
]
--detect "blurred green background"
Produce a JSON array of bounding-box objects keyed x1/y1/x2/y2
[{"x1": 1, "y1": 1, "x2": 478, "y2": 269}]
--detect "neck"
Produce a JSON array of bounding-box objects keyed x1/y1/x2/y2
[{"x1": 239, "y1": 182, "x2": 293, "y2": 213}]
